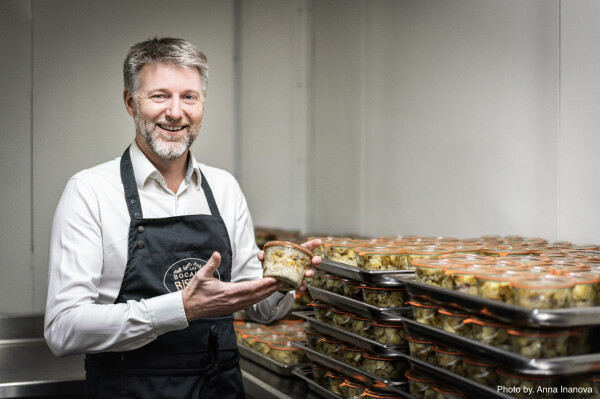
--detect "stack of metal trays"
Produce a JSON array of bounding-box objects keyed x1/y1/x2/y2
[
  {"x1": 237, "y1": 345, "x2": 308, "y2": 377},
  {"x1": 320, "y1": 259, "x2": 414, "y2": 285},
  {"x1": 292, "y1": 366, "x2": 343, "y2": 399}
]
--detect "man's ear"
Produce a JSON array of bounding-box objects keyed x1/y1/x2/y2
[{"x1": 124, "y1": 89, "x2": 136, "y2": 117}]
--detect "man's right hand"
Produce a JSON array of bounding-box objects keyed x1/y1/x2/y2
[{"x1": 181, "y1": 251, "x2": 281, "y2": 321}]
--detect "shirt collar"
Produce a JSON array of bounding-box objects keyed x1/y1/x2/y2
[{"x1": 129, "y1": 140, "x2": 202, "y2": 190}]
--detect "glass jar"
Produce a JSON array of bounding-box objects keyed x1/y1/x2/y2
[
  {"x1": 323, "y1": 273, "x2": 344, "y2": 295},
  {"x1": 407, "y1": 335, "x2": 437, "y2": 365},
  {"x1": 475, "y1": 270, "x2": 524, "y2": 304},
  {"x1": 405, "y1": 368, "x2": 435, "y2": 399},
  {"x1": 268, "y1": 341, "x2": 308, "y2": 364},
  {"x1": 511, "y1": 275, "x2": 574, "y2": 309},
  {"x1": 507, "y1": 328, "x2": 573, "y2": 358},
  {"x1": 408, "y1": 300, "x2": 440, "y2": 328},
  {"x1": 413, "y1": 258, "x2": 454, "y2": 287},
  {"x1": 361, "y1": 284, "x2": 408, "y2": 308},
  {"x1": 464, "y1": 317, "x2": 511, "y2": 351},
  {"x1": 349, "y1": 314, "x2": 373, "y2": 339},
  {"x1": 326, "y1": 371, "x2": 347, "y2": 395},
  {"x1": 262, "y1": 241, "x2": 314, "y2": 290},
  {"x1": 321, "y1": 337, "x2": 343, "y2": 360},
  {"x1": 463, "y1": 356, "x2": 497, "y2": 387},
  {"x1": 355, "y1": 246, "x2": 406, "y2": 270},
  {"x1": 361, "y1": 354, "x2": 408, "y2": 380},
  {"x1": 433, "y1": 346, "x2": 465, "y2": 376},
  {"x1": 324, "y1": 241, "x2": 358, "y2": 266},
  {"x1": 331, "y1": 308, "x2": 352, "y2": 331},
  {"x1": 340, "y1": 379, "x2": 369, "y2": 399},
  {"x1": 341, "y1": 278, "x2": 362, "y2": 300},
  {"x1": 304, "y1": 327, "x2": 322, "y2": 351},
  {"x1": 564, "y1": 272, "x2": 600, "y2": 307},
  {"x1": 482, "y1": 247, "x2": 530, "y2": 257},
  {"x1": 371, "y1": 321, "x2": 406, "y2": 345},
  {"x1": 443, "y1": 266, "x2": 495, "y2": 295},
  {"x1": 438, "y1": 308, "x2": 473, "y2": 338},
  {"x1": 405, "y1": 246, "x2": 455, "y2": 269},
  {"x1": 310, "y1": 270, "x2": 326, "y2": 289},
  {"x1": 340, "y1": 344, "x2": 364, "y2": 368},
  {"x1": 310, "y1": 301, "x2": 331, "y2": 322},
  {"x1": 310, "y1": 363, "x2": 329, "y2": 386}
]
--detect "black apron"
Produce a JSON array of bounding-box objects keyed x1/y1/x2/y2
[{"x1": 84, "y1": 147, "x2": 244, "y2": 399}]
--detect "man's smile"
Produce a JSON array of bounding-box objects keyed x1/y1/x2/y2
[{"x1": 157, "y1": 123, "x2": 186, "y2": 132}]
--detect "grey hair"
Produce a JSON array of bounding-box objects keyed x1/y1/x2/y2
[{"x1": 123, "y1": 37, "x2": 209, "y2": 99}]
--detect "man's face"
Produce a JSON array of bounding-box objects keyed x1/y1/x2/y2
[{"x1": 125, "y1": 63, "x2": 204, "y2": 160}]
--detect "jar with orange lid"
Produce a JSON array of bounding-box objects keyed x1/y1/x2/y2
[
  {"x1": 433, "y1": 346, "x2": 465, "y2": 376},
  {"x1": 361, "y1": 284, "x2": 407, "y2": 308},
  {"x1": 432, "y1": 386, "x2": 466, "y2": 398},
  {"x1": 308, "y1": 236, "x2": 335, "y2": 257},
  {"x1": 482, "y1": 247, "x2": 530, "y2": 258},
  {"x1": 340, "y1": 379, "x2": 369, "y2": 399},
  {"x1": 511, "y1": 275, "x2": 574, "y2": 309},
  {"x1": 325, "y1": 371, "x2": 347, "y2": 395},
  {"x1": 567, "y1": 374, "x2": 600, "y2": 398},
  {"x1": 320, "y1": 337, "x2": 343, "y2": 360},
  {"x1": 405, "y1": 246, "x2": 455, "y2": 269},
  {"x1": 262, "y1": 241, "x2": 313, "y2": 290},
  {"x1": 408, "y1": 300, "x2": 440, "y2": 328},
  {"x1": 324, "y1": 241, "x2": 358, "y2": 266},
  {"x1": 304, "y1": 327, "x2": 322, "y2": 351},
  {"x1": 310, "y1": 301, "x2": 331, "y2": 322},
  {"x1": 496, "y1": 369, "x2": 559, "y2": 399},
  {"x1": 341, "y1": 278, "x2": 362, "y2": 300},
  {"x1": 464, "y1": 317, "x2": 511, "y2": 350},
  {"x1": 440, "y1": 253, "x2": 489, "y2": 263},
  {"x1": 268, "y1": 341, "x2": 308, "y2": 364},
  {"x1": 323, "y1": 273, "x2": 343, "y2": 294},
  {"x1": 438, "y1": 308, "x2": 473, "y2": 338},
  {"x1": 564, "y1": 272, "x2": 600, "y2": 307},
  {"x1": 340, "y1": 344, "x2": 364, "y2": 368},
  {"x1": 508, "y1": 328, "x2": 573, "y2": 358},
  {"x1": 253, "y1": 334, "x2": 287, "y2": 355},
  {"x1": 355, "y1": 246, "x2": 406, "y2": 270},
  {"x1": 463, "y1": 356, "x2": 497, "y2": 387},
  {"x1": 240, "y1": 329, "x2": 273, "y2": 348},
  {"x1": 443, "y1": 265, "x2": 495, "y2": 295},
  {"x1": 310, "y1": 270, "x2": 326, "y2": 289},
  {"x1": 475, "y1": 269, "x2": 525, "y2": 304},
  {"x1": 310, "y1": 362, "x2": 329, "y2": 385},
  {"x1": 361, "y1": 388, "x2": 406, "y2": 398},
  {"x1": 349, "y1": 314, "x2": 373, "y2": 339},
  {"x1": 331, "y1": 308, "x2": 352, "y2": 331},
  {"x1": 451, "y1": 245, "x2": 483, "y2": 255},
  {"x1": 405, "y1": 368, "x2": 435, "y2": 399},
  {"x1": 361, "y1": 353, "x2": 408, "y2": 380},
  {"x1": 407, "y1": 335, "x2": 436, "y2": 364},
  {"x1": 371, "y1": 320, "x2": 406, "y2": 345},
  {"x1": 413, "y1": 258, "x2": 454, "y2": 287}
]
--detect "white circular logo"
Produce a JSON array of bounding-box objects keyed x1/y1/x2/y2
[{"x1": 162, "y1": 257, "x2": 220, "y2": 292}]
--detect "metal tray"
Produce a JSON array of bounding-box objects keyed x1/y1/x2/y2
[
  {"x1": 401, "y1": 278, "x2": 600, "y2": 328},
  {"x1": 388, "y1": 386, "x2": 419, "y2": 399},
  {"x1": 321, "y1": 259, "x2": 413, "y2": 285},
  {"x1": 402, "y1": 318, "x2": 600, "y2": 376},
  {"x1": 308, "y1": 286, "x2": 411, "y2": 321},
  {"x1": 293, "y1": 342, "x2": 408, "y2": 390},
  {"x1": 399, "y1": 353, "x2": 514, "y2": 399},
  {"x1": 238, "y1": 344, "x2": 307, "y2": 376},
  {"x1": 305, "y1": 315, "x2": 408, "y2": 358},
  {"x1": 291, "y1": 366, "x2": 343, "y2": 399}
]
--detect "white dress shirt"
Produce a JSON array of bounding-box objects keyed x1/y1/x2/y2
[{"x1": 44, "y1": 141, "x2": 294, "y2": 357}]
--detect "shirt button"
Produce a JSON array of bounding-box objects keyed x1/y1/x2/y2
[
  {"x1": 137, "y1": 241, "x2": 145, "y2": 249},
  {"x1": 138, "y1": 226, "x2": 145, "y2": 233}
]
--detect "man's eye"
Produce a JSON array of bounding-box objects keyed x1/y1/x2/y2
[
  {"x1": 183, "y1": 95, "x2": 197, "y2": 101},
  {"x1": 152, "y1": 95, "x2": 167, "y2": 100}
]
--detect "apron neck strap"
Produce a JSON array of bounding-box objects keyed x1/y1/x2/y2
[{"x1": 120, "y1": 146, "x2": 222, "y2": 220}]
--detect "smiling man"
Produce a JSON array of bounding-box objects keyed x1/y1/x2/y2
[{"x1": 44, "y1": 37, "x2": 321, "y2": 399}]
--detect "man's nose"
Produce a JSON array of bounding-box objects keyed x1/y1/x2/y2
[{"x1": 165, "y1": 98, "x2": 183, "y2": 120}]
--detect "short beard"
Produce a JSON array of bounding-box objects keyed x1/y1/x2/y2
[{"x1": 134, "y1": 103, "x2": 201, "y2": 160}]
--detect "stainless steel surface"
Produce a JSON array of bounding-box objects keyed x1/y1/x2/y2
[
  {"x1": 400, "y1": 353, "x2": 514, "y2": 399},
  {"x1": 402, "y1": 318, "x2": 600, "y2": 376},
  {"x1": 239, "y1": 357, "x2": 313, "y2": 399},
  {"x1": 306, "y1": 315, "x2": 407, "y2": 358},
  {"x1": 293, "y1": 342, "x2": 407, "y2": 389},
  {"x1": 238, "y1": 344, "x2": 308, "y2": 376},
  {"x1": 308, "y1": 286, "x2": 411, "y2": 321},
  {"x1": 292, "y1": 367, "x2": 342, "y2": 399},
  {"x1": 321, "y1": 260, "x2": 414, "y2": 285},
  {"x1": 0, "y1": 341, "x2": 84, "y2": 398},
  {"x1": 401, "y1": 278, "x2": 600, "y2": 328},
  {"x1": 0, "y1": 314, "x2": 44, "y2": 344}
]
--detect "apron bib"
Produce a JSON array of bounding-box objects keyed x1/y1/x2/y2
[{"x1": 84, "y1": 147, "x2": 244, "y2": 399}]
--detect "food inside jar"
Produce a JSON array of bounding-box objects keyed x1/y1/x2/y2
[
  {"x1": 362, "y1": 286, "x2": 407, "y2": 308},
  {"x1": 263, "y1": 242, "x2": 313, "y2": 290},
  {"x1": 371, "y1": 322, "x2": 406, "y2": 345}
]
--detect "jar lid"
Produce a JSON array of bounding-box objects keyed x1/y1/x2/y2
[
  {"x1": 510, "y1": 275, "x2": 574, "y2": 289},
  {"x1": 463, "y1": 317, "x2": 509, "y2": 328},
  {"x1": 360, "y1": 284, "x2": 406, "y2": 291},
  {"x1": 263, "y1": 240, "x2": 314, "y2": 258},
  {"x1": 405, "y1": 245, "x2": 455, "y2": 255},
  {"x1": 564, "y1": 271, "x2": 600, "y2": 284},
  {"x1": 371, "y1": 321, "x2": 403, "y2": 328},
  {"x1": 438, "y1": 308, "x2": 470, "y2": 318},
  {"x1": 405, "y1": 369, "x2": 434, "y2": 383},
  {"x1": 432, "y1": 346, "x2": 463, "y2": 355},
  {"x1": 406, "y1": 335, "x2": 433, "y2": 344},
  {"x1": 412, "y1": 258, "x2": 455, "y2": 268}
]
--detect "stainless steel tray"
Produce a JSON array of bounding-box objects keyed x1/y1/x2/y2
[
  {"x1": 308, "y1": 286, "x2": 411, "y2": 321},
  {"x1": 321, "y1": 259, "x2": 414, "y2": 285},
  {"x1": 402, "y1": 318, "x2": 600, "y2": 376},
  {"x1": 399, "y1": 353, "x2": 514, "y2": 399},
  {"x1": 306, "y1": 315, "x2": 408, "y2": 358},
  {"x1": 292, "y1": 366, "x2": 343, "y2": 399},
  {"x1": 401, "y1": 278, "x2": 600, "y2": 328},
  {"x1": 238, "y1": 344, "x2": 307, "y2": 376},
  {"x1": 293, "y1": 342, "x2": 408, "y2": 389}
]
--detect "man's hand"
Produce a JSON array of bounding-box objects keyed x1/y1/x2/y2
[
  {"x1": 182, "y1": 251, "x2": 282, "y2": 321},
  {"x1": 257, "y1": 239, "x2": 323, "y2": 291}
]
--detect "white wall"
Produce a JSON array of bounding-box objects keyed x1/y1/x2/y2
[{"x1": 2, "y1": 0, "x2": 600, "y2": 314}]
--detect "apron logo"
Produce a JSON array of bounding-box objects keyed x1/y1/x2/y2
[{"x1": 163, "y1": 257, "x2": 220, "y2": 292}]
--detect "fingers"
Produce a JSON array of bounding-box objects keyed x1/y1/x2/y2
[
  {"x1": 301, "y1": 239, "x2": 322, "y2": 252},
  {"x1": 257, "y1": 250, "x2": 265, "y2": 262},
  {"x1": 200, "y1": 251, "x2": 221, "y2": 276},
  {"x1": 311, "y1": 255, "x2": 322, "y2": 268}
]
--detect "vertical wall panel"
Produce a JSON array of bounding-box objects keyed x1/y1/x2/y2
[
  {"x1": 560, "y1": 0, "x2": 600, "y2": 244},
  {"x1": 0, "y1": 1, "x2": 33, "y2": 313},
  {"x1": 31, "y1": 0, "x2": 235, "y2": 311}
]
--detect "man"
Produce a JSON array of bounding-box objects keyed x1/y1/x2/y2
[{"x1": 44, "y1": 37, "x2": 321, "y2": 398}]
